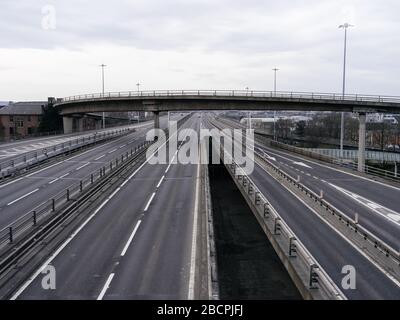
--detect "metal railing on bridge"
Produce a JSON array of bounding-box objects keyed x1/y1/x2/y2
[{"x1": 58, "y1": 90, "x2": 400, "y2": 105}]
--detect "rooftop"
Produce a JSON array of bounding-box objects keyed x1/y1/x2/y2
[{"x1": 0, "y1": 101, "x2": 46, "y2": 115}]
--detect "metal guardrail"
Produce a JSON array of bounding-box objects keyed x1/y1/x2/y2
[
  {"x1": 0, "y1": 128, "x2": 132, "y2": 179},
  {"x1": 58, "y1": 90, "x2": 400, "y2": 105},
  {"x1": 253, "y1": 151, "x2": 400, "y2": 282},
  {"x1": 211, "y1": 116, "x2": 400, "y2": 294},
  {"x1": 208, "y1": 118, "x2": 345, "y2": 300},
  {"x1": 216, "y1": 116, "x2": 400, "y2": 182},
  {"x1": 268, "y1": 140, "x2": 400, "y2": 182},
  {"x1": 0, "y1": 141, "x2": 151, "y2": 252},
  {"x1": 220, "y1": 146, "x2": 345, "y2": 300}
]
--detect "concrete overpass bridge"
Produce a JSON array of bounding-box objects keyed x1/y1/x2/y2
[{"x1": 55, "y1": 90, "x2": 400, "y2": 172}]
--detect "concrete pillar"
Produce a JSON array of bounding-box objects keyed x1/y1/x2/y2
[
  {"x1": 63, "y1": 116, "x2": 73, "y2": 134},
  {"x1": 154, "y1": 111, "x2": 160, "y2": 130},
  {"x1": 77, "y1": 118, "x2": 84, "y2": 132},
  {"x1": 358, "y1": 113, "x2": 366, "y2": 172},
  {"x1": 95, "y1": 119, "x2": 102, "y2": 130}
]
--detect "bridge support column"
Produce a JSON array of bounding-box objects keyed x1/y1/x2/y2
[
  {"x1": 77, "y1": 118, "x2": 84, "y2": 132},
  {"x1": 358, "y1": 113, "x2": 366, "y2": 172},
  {"x1": 63, "y1": 116, "x2": 73, "y2": 134},
  {"x1": 154, "y1": 111, "x2": 160, "y2": 130},
  {"x1": 95, "y1": 119, "x2": 102, "y2": 130}
]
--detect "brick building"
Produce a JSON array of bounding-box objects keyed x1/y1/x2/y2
[{"x1": 0, "y1": 101, "x2": 46, "y2": 139}]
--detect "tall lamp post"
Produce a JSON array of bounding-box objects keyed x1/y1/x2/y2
[
  {"x1": 99, "y1": 64, "x2": 106, "y2": 129},
  {"x1": 272, "y1": 68, "x2": 279, "y2": 141},
  {"x1": 245, "y1": 87, "x2": 251, "y2": 129},
  {"x1": 339, "y1": 23, "x2": 354, "y2": 156},
  {"x1": 136, "y1": 83, "x2": 140, "y2": 123}
]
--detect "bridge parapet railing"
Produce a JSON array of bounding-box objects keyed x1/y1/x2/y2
[
  {"x1": 59, "y1": 90, "x2": 400, "y2": 104},
  {"x1": 0, "y1": 128, "x2": 132, "y2": 180}
]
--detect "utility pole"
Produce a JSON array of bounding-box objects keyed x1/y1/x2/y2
[
  {"x1": 339, "y1": 23, "x2": 354, "y2": 157},
  {"x1": 245, "y1": 87, "x2": 251, "y2": 129},
  {"x1": 136, "y1": 83, "x2": 140, "y2": 123},
  {"x1": 272, "y1": 68, "x2": 279, "y2": 141},
  {"x1": 99, "y1": 64, "x2": 106, "y2": 129}
]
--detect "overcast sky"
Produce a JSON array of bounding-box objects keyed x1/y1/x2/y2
[{"x1": 1, "y1": 0, "x2": 399, "y2": 101}]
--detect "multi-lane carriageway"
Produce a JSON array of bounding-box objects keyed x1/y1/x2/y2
[
  {"x1": 205, "y1": 116, "x2": 400, "y2": 299},
  {"x1": 0, "y1": 112, "x2": 399, "y2": 300}
]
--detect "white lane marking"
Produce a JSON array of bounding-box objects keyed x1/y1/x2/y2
[
  {"x1": 75, "y1": 162, "x2": 90, "y2": 171},
  {"x1": 293, "y1": 161, "x2": 313, "y2": 169},
  {"x1": 156, "y1": 175, "x2": 165, "y2": 188},
  {"x1": 94, "y1": 154, "x2": 105, "y2": 161},
  {"x1": 25, "y1": 161, "x2": 64, "y2": 177},
  {"x1": 97, "y1": 273, "x2": 115, "y2": 300},
  {"x1": 108, "y1": 148, "x2": 117, "y2": 154},
  {"x1": 329, "y1": 183, "x2": 400, "y2": 226},
  {"x1": 59, "y1": 173, "x2": 69, "y2": 179},
  {"x1": 7, "y1": 188, "x2": 39, "y2": 206},
  {"x1": 119, "y1": 144, "x2": 127, "y2": 148},
  {"x1": 9, "y1": 119, "x2": 191, "y2": 298},
  {"x1": 165, "y1": 164, "x2": 171, "y2": 174},
  {"x1": 120, "y1": 220, "x2": 141, "y2": 257},
  {"x1": 0, "y1": 177, "x2": 24, "y2": 189},
  {"x1": 144, "y1": 192, "x2": 156, "y2": 212},
  {"x1": 188, "y1": 161, "x2": 200, "y2": 299},
  {"x1": 255, "y1": 159, "x2": 400, "y2": 289},
  {"x1": 48, "y1": 177, "x2": 60, "y2": 184},
  {"x1": 10, "y1": 186, "x2": 116, "y2": 300}
]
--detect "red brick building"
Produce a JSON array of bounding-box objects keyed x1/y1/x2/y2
[{"x1": 0, "y1": 101, "x2": 45, "y2": 139}]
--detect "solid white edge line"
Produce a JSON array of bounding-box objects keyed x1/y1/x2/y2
[
  {"x1": 9, "y1": 196, "x2": 111, "y2": 300},
  {"x1": 120, "y1": 220, "x2": 142, "y2": 257},
  {"x1": 7, "y1": 188, "x2": 40, "y2": 206},
  {"x1": 10, "y1": 119, "x2": 188, "y2": 299},
  {"x1": 188, "y1": 160, "x2": 200, "y2": 299},
  {"x1": 97, "y1": 273, "x2": 115, "y2": 300},
  {"x1": 0, "y1": 177, "x2": 24, "y2": 189},
  {"x1": 143, "y1": 192, "x2": 156, "y2": 212}
]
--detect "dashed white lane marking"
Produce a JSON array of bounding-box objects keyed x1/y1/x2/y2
[
  {"x1": 94, "y1": 154, "x2": 105, "y2": 161},
  {"x1": 59, "y1": 173, "x2": 69, "y2": 179},
  {"x1": 7, "y1": 188, "x2": 39, "y2": 206},
  {"x1": 75, "y1": 162, "x2": 90, "y2": 171},
  {"x1": 97, "y1": 273, "x2": 115, "y2": 300},
  {"x1": 108, "y1": 148, "x2": 117, "y2": 154},
  {"x1": 156, "y1": 175, "x2": 165, "y2": 188},
  {"x1": 144, "y1": 192, "x2": 156, "y2": 212},
  {"x1": 120, "y1": 220, "x2": 142, "y2": 257},
  {"x1": 48, "y1": 178, "x2": 60, "y2": 184}
]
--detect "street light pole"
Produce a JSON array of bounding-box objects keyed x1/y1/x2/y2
[
  {"x1": 339, "y1": 23, "x2": 354, "y2": 156},
  {"x1": 136, "y1": 83, "x2": 140, "y2": 123},
  {"x1": 272, "y1": 68, "x2": 279, "y2": 141},
  {"x1": 99, "y1": 64, "x2": 106, "y2": 129},
  {"x1": 245, "y1": 87, "x2": 251, "y2": 129}
]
